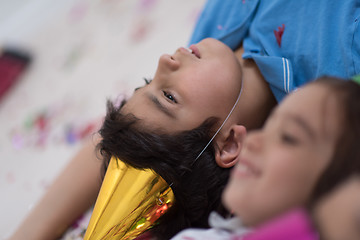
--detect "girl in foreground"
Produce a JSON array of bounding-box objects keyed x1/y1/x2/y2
[{"x1": 172, "y1": 76, "x2": 360, "y2": 239}]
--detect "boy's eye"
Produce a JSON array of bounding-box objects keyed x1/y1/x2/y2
[{"x1": 163, "y1": 91, "x2": 177, "y2": 103}]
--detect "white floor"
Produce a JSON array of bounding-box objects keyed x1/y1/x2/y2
[{"x1": 0, "y1": 0, "x2": 205, "y2": 238}]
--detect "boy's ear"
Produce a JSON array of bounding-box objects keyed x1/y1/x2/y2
[{"x1": 215, "y1": 125, "x2": 246, "y2": 168}]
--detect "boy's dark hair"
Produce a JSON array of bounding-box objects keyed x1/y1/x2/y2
[
  {"x1": 97, "y1": 100, "x2": 230, "y2": 239},
  {"x1": 309, "y1": 76, "x2": 360, "y2": 204}
]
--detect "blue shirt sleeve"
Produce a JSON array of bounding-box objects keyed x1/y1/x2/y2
[
  {"x1": 188, "y1": 0, "x2": 360, "y2": 102},
  {"x1": 188, "y1": 0, "x2": 259, "y2": 50}
]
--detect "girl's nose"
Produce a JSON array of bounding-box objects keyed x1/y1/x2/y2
[{"x1": 243, "y1": 130, "x2": 262, "y2": 152}]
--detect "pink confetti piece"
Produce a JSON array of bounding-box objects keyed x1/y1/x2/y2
[
  {"x1": 217, "y1": 25, "x2": 228, "y2": 31},
  {"x1": 36, "y1": 130, "x2": 49, "y2": 147},
  {"x1": 39, "y1": 179, "x2": 51, "y2": 190},
  {"x1": 68, "y1": 2, "x2": 89, "y2": 22},
  {"x1": 130, "y1": 19, "x2": 152, "y2": 43},
  {"x1": 71, "y1": 214, "x2": 86, "y2": 228},
  {"x1": 137, "y1": 0, "x2": 157, "y2": 12},
  {"x1": 12, "y1": 132, "x2": 24, "y2": 149},
  {"x1": 78, "y1": 122, "x2": 96, "y2": 139},
  {"x1": 6, "y1": 172, "x2": 16, "y2": 184}
]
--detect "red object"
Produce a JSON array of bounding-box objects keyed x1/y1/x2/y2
[
  {"x1": 274, "y1": 24, "x2": 285, "y2": 47},
  {"x1": 0, "y1": 48, "x2": 32, "y2": 101},
  {"x1": 134, "y1": 231, "x2": 153, "y2": 240}
]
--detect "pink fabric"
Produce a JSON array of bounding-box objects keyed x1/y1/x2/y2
[{"x1": 239, "y1": 209, "x2": 318, "y2": 240}]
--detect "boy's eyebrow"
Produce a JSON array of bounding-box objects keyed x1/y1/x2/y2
[{"x1": 147, "y1": 94, "x2": 176, "y2": 119}]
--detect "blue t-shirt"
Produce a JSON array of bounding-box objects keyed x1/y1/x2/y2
[{"x1": 189, "y1": 0, "x2": 360, "y2": 101}]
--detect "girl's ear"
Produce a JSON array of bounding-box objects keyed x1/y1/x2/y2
[{"x1": 215, "y1": 125, "x2": 247, "y2": 168}]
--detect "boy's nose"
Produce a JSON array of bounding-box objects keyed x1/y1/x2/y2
[{"x1": 159, "y1": 54, "x2": 180, "y2": 71}]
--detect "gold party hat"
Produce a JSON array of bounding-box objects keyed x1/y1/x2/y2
[{"x1": 83, "y1": 156, "x2": 174, "y2": 240}]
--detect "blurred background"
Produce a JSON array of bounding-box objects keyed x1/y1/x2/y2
[{"x1": 0, "y1": 0, "x2": 205, "y2": 238}]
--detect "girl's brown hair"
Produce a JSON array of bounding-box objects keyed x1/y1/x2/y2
[{"x1": 309, "y1": 76, "x2": 360, "y2": 204}]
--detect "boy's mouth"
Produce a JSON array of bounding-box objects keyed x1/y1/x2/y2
[
  {"x1": 175, "y1": 47, "x2": 201, "y2": 60},
  {"x1": 189, "y1": 44, "x2": 201, "y2": 59}
]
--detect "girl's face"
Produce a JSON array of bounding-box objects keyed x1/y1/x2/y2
[
  {"x1": 223, "y1": 83, "x2": 342, "y2": 226},
  {"x1": 122, "y1": 38, "x2": 242, "y2": 133}
]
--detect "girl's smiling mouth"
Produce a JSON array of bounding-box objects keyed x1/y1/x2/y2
[{"x1": 232, "y1": 158, "x2": 261, "y2": 178}]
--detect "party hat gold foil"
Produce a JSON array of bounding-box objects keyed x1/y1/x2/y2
[{"x1": 83, "y1": 156, "x2": 174, "y2": 240}]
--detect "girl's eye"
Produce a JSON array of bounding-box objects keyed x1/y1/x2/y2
[
  {"x1": 281, "y1": 133, "x2": 299, "y2": 145},
  {"x1": 163, "y1": 91, "x2": 177, "y2": 103}
]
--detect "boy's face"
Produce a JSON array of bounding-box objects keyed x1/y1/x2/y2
[
  {"x1": 122, "y1": 38, "x2": 242, "y2": 133},
  {"x1": 222, "y1": 83, "x2": 341, "y2": 226}
]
